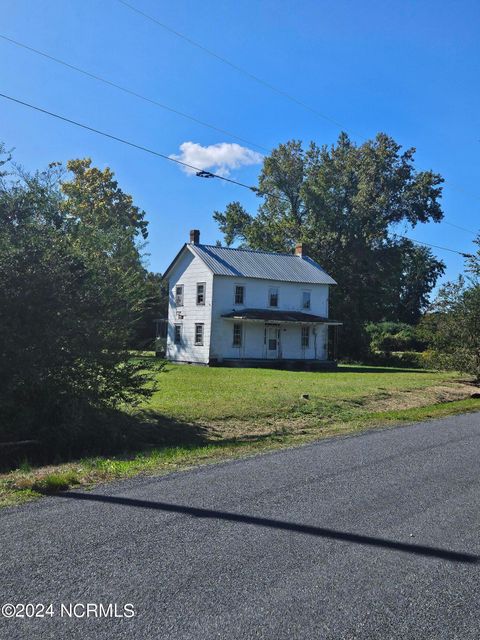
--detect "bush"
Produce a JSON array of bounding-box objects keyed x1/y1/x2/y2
[
  {"x1": 428, "y1": 275, "x2": 480, "y2": 381},
  {"x1": 365, "y1": 322, "x2": 426, "y2": 353},
  {"x1": 366, "y1": 350, "x2": 430, "y2": 369}
]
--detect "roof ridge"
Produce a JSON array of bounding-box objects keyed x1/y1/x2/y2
[{"x1": 198, "y1": 243, "x2": 299, "y2": 258}]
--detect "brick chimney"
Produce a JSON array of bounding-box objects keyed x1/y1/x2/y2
[
  {"x1": 190, "y1": 229, "x2": 200, "y2": 244},
  {"x1": 294, "y1": 242, "x2": 304, "y2": 257}
]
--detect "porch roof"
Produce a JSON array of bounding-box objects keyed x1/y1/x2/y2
[{"x1": 221, "y1": 308, "x2": 342, "y2": 324}]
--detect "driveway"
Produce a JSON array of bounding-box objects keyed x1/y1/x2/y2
[{"x1": 1, "y1": 412, "x2": 480, "y2": 639}]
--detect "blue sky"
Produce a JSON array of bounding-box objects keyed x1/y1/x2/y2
[{"x1": 2, "y1": 0, "x2": 479, "y2": 283}]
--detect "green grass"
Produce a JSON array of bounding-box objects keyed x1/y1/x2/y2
[
  {"x1": 1, "y1": 364, "x2": 478, "y2": 508},
  {"x1": 30, "y1": 471, "x2": 81, "y2": 493},
  {"x1": 146, "y1": 364, "x2": 468, "y2": 424}
]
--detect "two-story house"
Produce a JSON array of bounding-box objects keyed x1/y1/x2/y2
[{"x1": 163, "y1": 230, "x2": 341, "y2": 367}]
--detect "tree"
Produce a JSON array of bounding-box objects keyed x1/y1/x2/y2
[
  {"x1": 214, "y1": 133, "x2": 445, "y2": 356},
  {"x1": 130, "y1": 271, "x2": 169, "y2": 349},
  {"x1": 428, "y1": 238, "x2": 480, "y2": 381},
  {"x1": 0, "y1": 152, "x2": 157, "y2": 459},
  {"x1": 396, "y1": 244, "x2": 445, "y2": 324},
  {"x1": 61, "y1": 159, "x2": 169, "y2": 351},
  {"x1": 61, "y1": 158, "x2": 148, "y2": 241},
  {"x1": 213, "y1": 201, "x2": 253, "y2": 248}
]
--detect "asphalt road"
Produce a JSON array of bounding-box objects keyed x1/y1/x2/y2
[{"x1": 1, "y1": 412, "x2": 480, "y2": 640}]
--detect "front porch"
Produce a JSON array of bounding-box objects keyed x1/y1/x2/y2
[{"x1": 218, "y1": 309, "x2": 342, "y2": 364}]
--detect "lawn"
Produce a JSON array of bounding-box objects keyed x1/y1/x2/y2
[
  {"x1": 143, "y1": 363, "x2": 475, "y2": 438},
  {"x1": 1, "y1": 363, "x2": 479, "y2": 508}
]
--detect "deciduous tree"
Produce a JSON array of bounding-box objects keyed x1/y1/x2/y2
[
  {"x1": 429, "y1": 238, "x2": 480, "y2": 381},
  {"x1": 0, "y1": 151, "x2": 157, "y2": 460},
  {"x1": 214, "y1": 133, "x2": 445, "y2": 355}
]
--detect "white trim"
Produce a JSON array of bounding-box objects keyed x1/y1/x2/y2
[
  {"x1": 268, "y1": 286, "x2": 279, "y2": 308},
  {"x1": 194, "y1": 322, "x2": 204, "y2": 345},
  {"x1": 196, "y1": 282, "x2": 206, "y2": 306},
  {"x1": 174, "y1": 323, "x2": 182, "y2": 344},
  {"x1": 234, "y1": 283, "x2": 246, "y2": 306},
  {"x1": 175, "y1": 284, "x2": 184, "y2": 307},
  {"x1": 232, "y1": 322, "x2": 243, "y2": 347},
  {"x1": 302, "y1": 289, "x2": 311, "y2": 310}
]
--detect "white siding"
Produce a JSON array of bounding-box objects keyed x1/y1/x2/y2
[
  {"x1": 166, "y1": 247, "x2": 213, "y2": 364},
  {"x1": 210, "y1": 276, "x2": 330, "y2": 361}
]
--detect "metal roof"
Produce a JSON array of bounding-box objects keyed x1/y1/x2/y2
[
  {"x1": 221, "y1": 309, "x2": 341, "y2": 324},
  {"x1": 187, "y1": 244, "x2": 337, "y2": 285}
]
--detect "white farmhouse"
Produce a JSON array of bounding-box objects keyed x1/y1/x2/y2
[{"x1": 163, "y1": 230, "x2": 341, "y2": 367}]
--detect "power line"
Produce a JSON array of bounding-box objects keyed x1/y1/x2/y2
[
  {"x1": 440, "y1": 220, "x2": 477, "y2": 236},
  {"x1": 392, "y1": 234, "x2": 474, "y2": 259},
  {"x1": 1, "y1": 34, "x2": 476, "y2": 237},
  {"x1": 0, "y1": 92, "x2": 257, "y2": 191},
  {"x1": 115, "y1": 0, "x2": 478, "y2": 237},
  {"x1": 0, "y1": 33, "x2": 268, "y2": 153},
  {"x1": 115, "y1": 0, "x2": 364, "y2": 138},
  {"x1": 0, "y1": 91, "x2": 473, "y2": 259}
]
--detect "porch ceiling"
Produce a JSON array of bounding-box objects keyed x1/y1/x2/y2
[{"x1": 221, "y1": 308, "x2": 342, "y2": 324}]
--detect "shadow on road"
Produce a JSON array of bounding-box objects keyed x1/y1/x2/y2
[{"x1": 58, "y1": 491, "x2": 478, "y2": 564}]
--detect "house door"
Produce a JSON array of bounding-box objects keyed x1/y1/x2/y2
[{"x1": 265, "y1": 325, "x2": 280, "y2": 359}]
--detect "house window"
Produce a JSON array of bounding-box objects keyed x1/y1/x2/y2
[
  {"x1": 302, "y1": 291, "x2": 311, "y2": 309},
  {"x1": 174, "y1": 324, "x2": 182, "y2": 344},
  {"x1": 234, "y1": 285, "x2": 245, "y2": 305},
  {"x1": 196, "y1": 282, "x2": 206, "y2": 305},
  {"x1": 194, "y1": 323, "x2": 204, "y2": 346},
  {"x1": 268, "y1": 287, "x2": 279, "y2": 307},
  {"x1": 301, "y1": 326, "x2": 310, "y2": 348},
  {"x1": 175, "y1": 285, "x2": 184, "y2": 306},
  {"x1": 233, "y1": 323, "x2": 242, "y2": 347}
]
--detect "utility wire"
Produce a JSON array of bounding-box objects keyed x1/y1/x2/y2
[
  {"x1": 392, "y1": 234, "x2": 474, "y2": 259},
  {"x1": 0, "y1": 92, "x2": 257, "y2": 191},
  {"x1": 115, "y1": 0, "x2": 362, "y2": 137},
  {"x1": 0, "y1": 33, "x2": 268, "y2": 153},
  {"x1": 115, "y1": 0, "x2": 478, "y2": 237},
  {"x1": 0, "y1": 33, "x2": 476, "y2": 237},
  {"x1": 0, "y1": 91, "x2": 473, "y2": 259},
  {"x1": 440, "y1": 220, "x2": 477, "y2": 236}
]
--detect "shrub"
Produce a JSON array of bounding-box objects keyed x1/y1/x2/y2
[
  {"x1": 365, "y1": 322, "x2": 426, "y2": 353},
  {"x1": 428, "y1": 274, "x2": 480, "y2": 382},
  {"x1": 366, "y1": 350, "x2": 429, "y2": 369}
]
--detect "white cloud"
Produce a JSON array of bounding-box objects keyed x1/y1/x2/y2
[{"x1": 169, "y1": 142, "x2": 263, "y2": 177}]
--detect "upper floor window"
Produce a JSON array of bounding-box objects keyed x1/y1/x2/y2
[
  {"x1": 234, "y1": 285, "x2": 245, "y2": 305},
  {"x1": 302, "y1": 291, "x2": 311, "y2": 310},
  {"x1": 175, "y1": 284, "x2": 184, "y2": 306},
  {"x1": 174, "y1": 324, "x2": 182, "y2": 344},
  {"x1": 194, "y1": 323, "x2": 204, "y2": 346},
  {"x1": 196, "y1": 282, "x2": 206, "y2": 305},
  {"x1": 268, "y1": 287, "x2": 279, "y2": 308},
  {"x1": 301, "y1": 326, "x2": 310, "y2": 348}
]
